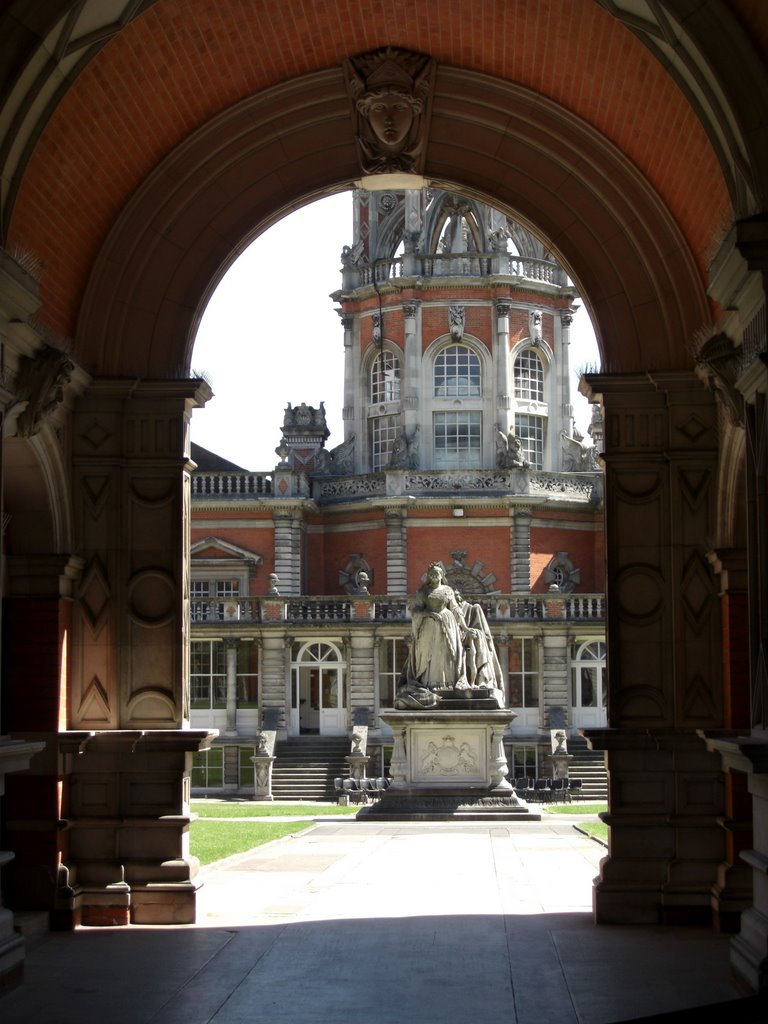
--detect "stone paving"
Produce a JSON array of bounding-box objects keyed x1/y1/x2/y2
[{"x1": 0, "y1": 814, "x2": 745, "y2": 1023}]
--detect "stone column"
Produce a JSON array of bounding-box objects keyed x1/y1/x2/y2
[
  {"x1": 67, "y1": 378, "x2": 215, "y2": 925},
  {"x1": 272, "y1": 507, "x2": 302, "y2": 595},
  {"x1": 4, "y1": 555, "x2": 81, "y2": 919},
  {"x1": 558, "y1": 311, "x2": 574, "y2": 442},
  {"x1": 339, "y1": 314, "x2": 358, "y2": 468},
  {"x1": 511, "y1": 506, "x2": 532, "y2": 592},
  {"x1": 385, "y1": 505, "x2": 408, "y2": 593},
  {"x1": 582, "y1": 371, "x2": 724, "y2": 926},
  {"x1": 541, "y1": 632, "x2": 569, "y2": 728},
  {"x1": 402, "y1": 300, "x2": 421, "y2": 438},
  {"x1": 260, "y1": 635, "x2": 289, "y2": 738},
  {"x1": 224, "y1": 639, "x2": 238, "y2": 737},
  {"x1": 495, "y1": 300, "x2": 513, "y2": 437},
  {"x1": 348, "y1": 630, "x2": 376, "y2": 723}
]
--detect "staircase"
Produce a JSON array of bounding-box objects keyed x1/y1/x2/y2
[
  {"x1": 567, "y1": 736, "x2": 608, "y2": 801},
  {"x1": 271, "y1": 737, "x2": 350, "y2": 801}
]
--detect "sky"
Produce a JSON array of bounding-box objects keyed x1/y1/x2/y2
[{"x1": 190, "y1": 191, "x2": 601, "y2": 471}]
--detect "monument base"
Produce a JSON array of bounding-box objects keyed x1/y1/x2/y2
[{"x1": 359, "y1": 709, "x2": 541, "y2": 821}]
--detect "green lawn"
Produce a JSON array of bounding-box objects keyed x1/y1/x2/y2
[
  {"x1": 577, "y1": 820, "x2": 609, "y2": 844},
  {"x1": 190, "y1": 801, "x2": 359, "y2": 818},
  {"x1": 191, "y1": 819, "x2": 313, "y2": 865},
  {"x1": 543, "y1": 802, "x2": 607, "y2": 815}
]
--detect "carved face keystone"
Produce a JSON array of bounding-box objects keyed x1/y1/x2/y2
[{"x1": 366, "y1": 91, "x2": 414, "y2": 148}]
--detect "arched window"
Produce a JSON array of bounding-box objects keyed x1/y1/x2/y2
[
  {"x1": 433, "y1": 344, "x2": 481, "y2": 397},
  {"x1": 514, "y1": 348, "x2": 544, "y2": 401},
  {"x1": 370, "y1": 350, "x2": 400, "y2": 404}
]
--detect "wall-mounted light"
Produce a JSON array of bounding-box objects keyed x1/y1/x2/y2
[{"x1": 453, "y1": 508, "x2": 464, "y2": 517}]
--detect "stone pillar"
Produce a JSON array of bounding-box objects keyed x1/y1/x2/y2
[
  {"x1": 348, "y1": 632, "x2": 375, "y2": 722},
  {"x1": 66, "y1": 378, "x2": 215, "y2": 925},
  {"x1": 558, "y1": 311, "x2": 575, "y2": 442},
  {"x1": 0, "y1": 738, "x2": 44, "y2": 990},
  {"x1": 340, "y1": 313, "x2": 356, "y2": 447},
  {"x1": 71, "y1": 378, "x2": 209, "y2": 730},
  {"x1": 385, "y1": 506, "x2": 408, "y2": 593},
  {"x1": 272, "y1": 507, "x2": 302, "y2": 595},
  {"x1": 582, "y1": 371, "x2": 724, "y2": 926},
  {"x1": 402, "y1": 300, "x2": 421, "y2": 438},
  {"x1": 511, "y1": 506, "x2": 532, "y2": 592},
  {"x1": 3, "y1": 556, "x2": 80, "y2": 920},
  {"x1": 706, "y1": 550, "x2": 752, "y2": 932},
  {"x1": 260, "y1": 635, "x2": 289, "y2": 738},
  {"x1": 541, "y1": 633, "x2": 569, "y2": 728},
  {"x1": 495, "y1": 300, "x2": 513, "y2": 437},
  {"x1": 224, "y1": 639, "x2": 238, "y2": 737}
]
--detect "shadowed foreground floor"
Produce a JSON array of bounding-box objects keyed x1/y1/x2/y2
[{"x1": 0, "y1": 816, "x2": 757, "y2": 1023}]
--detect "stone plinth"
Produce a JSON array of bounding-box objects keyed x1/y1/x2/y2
[
  {"x1": 0, "y1": 737, "x2": 46, "y2": 992},
  {"x1": 360, "y1": 710, "x2": 540, "y2": 820}
]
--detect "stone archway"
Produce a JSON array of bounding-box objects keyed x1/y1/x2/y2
[
  {"x1": 77, "y1": 66, "x2": 709, "y2": 379},
  {"x1": 66, "y1": 61, "x2": 730, "y2": 933}
]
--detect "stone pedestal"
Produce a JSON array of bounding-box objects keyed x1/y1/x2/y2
[
  {"x1": 361, "y1": 710, "x2": 540, "y2": 820},
  {"x1": 346, "y1": 753, "x2": 370, "y2": 781},
  {"x1": 0, "y1": 738, "x2": 45, "y2": 992},
  {"x1": 252, "y1": 730, "x2": 276, "y2": 801},
  {"x1": 58, "y1": 729, "x2": 215, "y2": 926}
]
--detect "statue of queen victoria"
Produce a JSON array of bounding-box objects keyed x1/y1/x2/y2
[{"x1": 396, "y1": 563, "x2": 504, "y2": 710}]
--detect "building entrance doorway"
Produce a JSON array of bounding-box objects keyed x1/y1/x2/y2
[
  {"x1": 290, "y1": 641, "x2": 346, "y2": 736},
  {"x1": 571, "y1": 641, "x2": 607, "y2": 730}
]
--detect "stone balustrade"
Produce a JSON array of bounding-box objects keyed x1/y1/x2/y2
[
  {"x1": 190, "y1": 592, "x2": 605, "y2": 626},
  {"x1": 355, "y1": 252, "x2": 566, "y2": 288}
]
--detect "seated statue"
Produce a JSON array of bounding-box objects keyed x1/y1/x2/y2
[{"x1": 395, "y1": 563, "x2": 504, "y2": 709}]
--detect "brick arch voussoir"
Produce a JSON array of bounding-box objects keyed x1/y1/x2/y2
[{"x1": 77, "y1": 66, "x2": 709, "y2": 380}]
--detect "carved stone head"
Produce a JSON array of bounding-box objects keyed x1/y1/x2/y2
[{"x1": 344, "y1": 48, "x2": 435, "y2": 175}]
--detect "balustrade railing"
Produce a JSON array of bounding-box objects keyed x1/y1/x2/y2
[
  {"x1": 190, "y1": 593, "x2": 604, "y2": 626},
  {"x1": 356, "y1": 252, "x2": 565, "y2": 287},
  {"x1": 192, "y1": 471, "x2": 273, "y2": 497}
]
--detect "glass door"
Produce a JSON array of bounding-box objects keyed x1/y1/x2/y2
[
  {"x1": 291, "y1": 642, "x2": 346, "y2": 736},
  {"x1": 571, "y1": 641, "x2": 607, "y2": 729}
]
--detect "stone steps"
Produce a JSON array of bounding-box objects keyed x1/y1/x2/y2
[
  {"x1": 567, "y1": 739, "x2": 608, "y2": 800},
  {"x1": 272, "y1": 738, "x2": 350, "y2": 801}
]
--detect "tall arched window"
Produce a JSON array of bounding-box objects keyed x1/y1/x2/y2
[
  {"x1": 370, "y1": 350, "x2": 400, "y2": 404},
  {"x1": 514, "y1": 348, "x2": 544, "y2": 401},
  {"x1": 367, "y1": 350, "x2": 402, "y2": 471},
  {"x1": 433, "y1": 344, "x2": 481, "y2": 397}
]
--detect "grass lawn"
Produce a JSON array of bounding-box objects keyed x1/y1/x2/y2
[
  {"x1": 576, "y1": 820, "x2": 609, "y2": 844},
  {"x1": 191, "y1": 819, "x2": 315, "y2": 865},
  {"x1": 190, "y1": 801, "x2": 359, "y2": 818},
  {"x1": 189, "y1": 801, "x2": 359, "y2": 866},
  {"x1": 542, "y1": 802, "x2": 607, "y2": 815}
]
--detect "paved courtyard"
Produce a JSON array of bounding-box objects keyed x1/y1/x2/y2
[{"x1": 0, "y1": 815, "x2": 746, "y2": 1023}]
